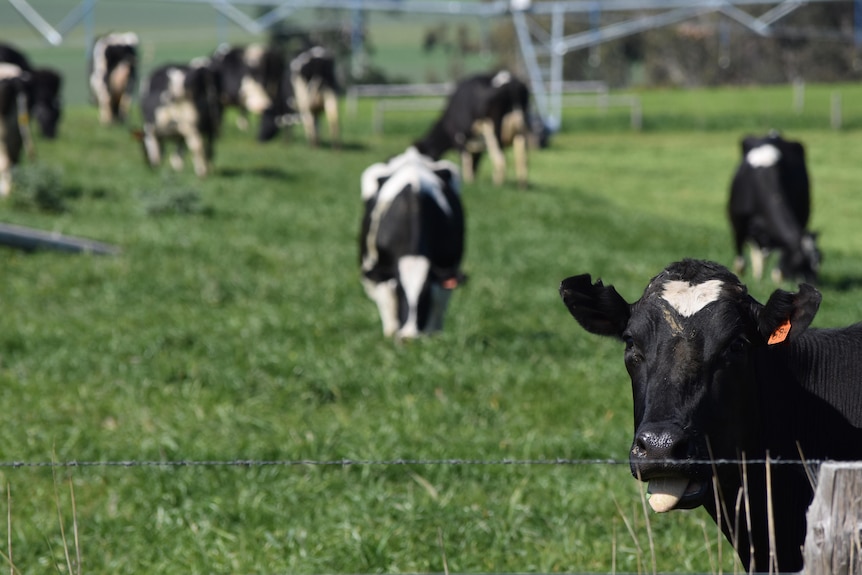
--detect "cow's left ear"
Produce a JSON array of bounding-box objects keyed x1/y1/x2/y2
[
  {"x1": 434, "y1": 167, "x2": 460, "y2": 194},
  {"x1": 756, "y1": 283, "x2": 821, "y2": 345}
]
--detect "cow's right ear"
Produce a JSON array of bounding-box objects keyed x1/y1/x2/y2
[
  {"x1": 756, "y1": 283, "x2": 821, "y2": 345},
  {"x1": 559, "y1": 274, "x2": 631, "y2": 339}
]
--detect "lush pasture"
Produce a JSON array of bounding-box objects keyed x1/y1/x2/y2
[{"x1": 0, "y1": 85, "x2": 861, "y2": 574}]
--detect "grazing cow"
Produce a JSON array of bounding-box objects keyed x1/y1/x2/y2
[
  {"x1": 138, "y1": 60, "x2": 222, "y2": 177},
  {"x1": 0, "y1": 66, "x2": 32, "y2": 196},
  {"x1": 88, "y1": 32, "x2": 139, "y2": 124},
  {"x1": 359, "y1": 147, "x2": 466, "y2": 339},
  {"x1": 414, "y1": 70, "x2": 529, "y2": 188},
  {"x1": 559, "y1": 258, "x2": 862, "y2": 573},
  {"x1": 729, "y1": 132, "x2": 820, "y2": 283},
  {"x1": 210, "y1": 44, "x2": 285, "y2": 142},
  {"x1": 0, "y1": 42, "x2": 63, "y2": 139},
  {"x1": 286, "y1": 46, "x2": 339, "y2": 148}
]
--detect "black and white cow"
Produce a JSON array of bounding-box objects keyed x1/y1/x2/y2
[
  {"x1": 89, "y1": 32, "x2": 139, "y2": 125},
  {"x1": 138, "y1": 60, "x2": 222, "y2": 177},
  {"x1": 559, "y1": 258, "x2": 862, "y2": 573},
  {"x1": 414, "y1": 70, "x2": 530, "y2": 188},
  {"x1": 360, "y1": 147, "x2": 466, "y2": 339},
  {"x1": 729, "y1": 132, "x2": 820, "y2": 283},
  {"x1": 210, "y1": 44, "x2": 285, "y2": 142},
  {"x1": 0, "y1": 66, "x2": 33, "y2": 196},
  {"x1": 0, "y1": 42, "x2": 63, "y2": 139},
  {"x1": 285, "y1": 46, "x2": 339, "y2": 148}
]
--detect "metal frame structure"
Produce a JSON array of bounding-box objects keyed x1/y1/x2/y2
[{"x1": 6, "y1": 0, "x2": 857, "y2": 130}]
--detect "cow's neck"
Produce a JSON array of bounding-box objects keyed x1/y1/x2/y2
[
  {"x1": 756, "y1": 328, "x2": 862, "y2": 460},
  {"x1": 415, "y1": 121, "x2": 450, "y2": 160}
]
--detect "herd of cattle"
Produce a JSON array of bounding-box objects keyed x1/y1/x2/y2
[
  {"x1": 0, "y1": 32, "x2": 856, "y2": 573},
  {"x1": 0, "y1": 33, "x2": 343, "y2": 186}
]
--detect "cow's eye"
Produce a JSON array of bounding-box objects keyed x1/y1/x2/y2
[
  {"x1": 623, "y1": 335, "x2": 643, "y2": 364},
  {"x1": 726, "y1": 335, "x2": 749, "y2": 357}
]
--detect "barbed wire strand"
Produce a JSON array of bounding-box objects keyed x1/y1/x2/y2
[{"x1": 0, "y1": 457, "x2": 830, "y2": 469}]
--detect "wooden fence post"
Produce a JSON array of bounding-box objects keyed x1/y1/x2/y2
[{"x1": 803, "y1": 462, "x2": 862, "y2": 574}]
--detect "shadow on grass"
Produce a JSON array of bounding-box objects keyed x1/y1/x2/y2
[
  {"x1": 216, "y1": 166, "x2": 296, "y2": 180},
  {"x1": 814, "y1": 274, "x2": 862, "y2": 292},
  {"x1": 289, "y1": 140, "x2": 368, "y2": 152}
]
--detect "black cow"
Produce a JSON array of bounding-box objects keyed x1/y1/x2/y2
[
  {"x1": 0, "y1": 42, "x2": 63, "y2": 139},
  {"x1": 414, "y1": 70, "x2": 530, "y2": 188},
  {"x1": 360, "y1": 148, "x2": 466, "y2": 339},
  {"x1": 729, "y1": 132, "x2": 820, "y2": 283},
  {"x1": 285, "y1": 46, "x2": 339, "y2": 148},
  {"x1": 138, "y1": 60, "x2": 222, "y2": 177},
  {"x1": 0, "y1": 67, "x2": 33, "y2": 196},
  {"x1": 210, "y1": 44, "x2": 285, "y2": 142},
  {"x1": 88, "y1": 32, "x2": 139, "y2": 124},
  {"x1": 559, "y1": 258, "x2": 862, "y2": 572}
]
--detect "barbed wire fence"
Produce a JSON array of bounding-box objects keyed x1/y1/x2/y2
[{"x1": 0, "y1": 456, "x2": 832, "y2": 469}]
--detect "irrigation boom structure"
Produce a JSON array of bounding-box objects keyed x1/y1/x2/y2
[{"x1": 6, "y1": 0, "x2": 859, "y2": 130}]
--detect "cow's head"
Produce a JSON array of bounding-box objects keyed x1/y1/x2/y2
[
  {"x1": 30, "y1": 68, "x2": 62, "y2": 139},
  {"x1": 777, "y1": 230, "x2": 821, "y2": 284},
  {"x1": 559, "y1": 259, "x2": 821, "y2": 512}
]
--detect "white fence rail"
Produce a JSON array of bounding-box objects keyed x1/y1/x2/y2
[{"x1": 349, "y1": 81, "x2": 642, "y2": 134}]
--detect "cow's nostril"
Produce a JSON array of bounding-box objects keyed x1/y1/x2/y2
[{"x1": 635, "y1": 426, "x2": 688, "y2": 461}]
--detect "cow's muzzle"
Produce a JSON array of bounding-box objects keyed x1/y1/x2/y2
[{"x1": 630, "y1": 422, "x2": 710, "y2": 512}]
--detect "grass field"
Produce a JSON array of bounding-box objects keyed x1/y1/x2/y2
[{"x1": 2, "y1": 55, "x2": 862, "y2": 572}]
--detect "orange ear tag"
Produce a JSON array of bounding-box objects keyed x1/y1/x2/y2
[
  {"x1": 768, "y1": 319, "x2": 792, "y2": 345},
  {"x1": 441, "y1": 277, "x2": 459, "y2": 290}
]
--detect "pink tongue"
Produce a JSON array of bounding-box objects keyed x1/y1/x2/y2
[{"x1": 647, "y1": 477, "x2": 690, "y2": 512}]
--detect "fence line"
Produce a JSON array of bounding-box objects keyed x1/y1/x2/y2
[{"x1": 0, "y1": 457, "x2": 833, "y2": 469}]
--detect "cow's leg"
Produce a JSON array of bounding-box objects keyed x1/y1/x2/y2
[
  {"x1": 513, "y1": 133, "x2": 528, "y2": 189},
  {"x1": 0, "y1": 172, "x2": 10, "y2": 197},
  {"x1": 303, "y1": 111, "x2": 319, "y2": 147},
  {"x1": 141, "y1": 126, "x2": 162, "y2": 168},
  {"x1": 118, "y1": 92, "x2": 132, "y2": 124},
  {"x1": 109, "y1": 63, "x2": 132, "y2": 123},
  {"x1": 749, "y1": 245, "x2": 766, "y2": 280},
  {"x1": 771, "y1": 267, "x2": 784, "y2": 284},
  {"x1": 733, "y1": 255, "x2": 746, "y2": 276},
  {"x1": 96, "y1": 90, "x2": 113, "y2": 124},
  {"x1": 502, "y1": 109, "x2": 528, "y2": 188},
  {"x1": 478, "y1": 119, "x2": 506, "y2": 185},
  {"x1": 323, "y1": 88, "x2": 340, "y2": 148},
  {"x1": 362, "y1": 278, "x2": 399, "y2": 337},
  {"x1": 426, "y1": 284, "x2": 453, "y2": 333},
  {"x1": 0, "y1": 149, "x2": 11, "y2": 197},
  {"x1": 169, "y1": 147, "x2": 184, "y2": 172},
  {"x1": 235, "y1": 109, "x2": 249, "y2": 132},
  {"x1": 292, "y1": 77, "x2": 318, "y2": 146},
  {"x1": 183, "y1": 130, "x2": 208, "y2": 177},
  {"x1": 168, "y1": 135, "x2": 186, "y2": 172},
  {"x1": 460, "y1": 150, "x2": 475, "y2": 183}
]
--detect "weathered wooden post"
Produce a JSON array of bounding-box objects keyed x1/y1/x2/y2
[{"x1": 803, "y1": 462, "x2": 862, "y2": 574}]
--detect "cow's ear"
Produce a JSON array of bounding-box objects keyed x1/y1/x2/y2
[
  {"x1": 559, "y1": 274, "x2": 631, "y2": 339},
  {"x1": 756, "y1": 283, "x2": 821, "y2": 345},
  {"x1": 740, "y1": 135, "x2": 759, "y2": 155},
  {"x1": 434, "y1": 167, "x2": 459, "y2": 193}
]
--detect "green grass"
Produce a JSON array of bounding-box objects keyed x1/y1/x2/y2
[{"x1": 0, "y1": 82, "x2": 860, "y2": 573}]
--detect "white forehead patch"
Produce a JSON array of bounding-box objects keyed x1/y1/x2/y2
[
  {"x1": 661, "y1": 279, "x2": 724, "y2": 317},
  {"x1": 492, "y1": 70, "x2": 512, "y2": 88},
  {"x1": 746, "y1": 144, "x2": 781, "y2": 168}
]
